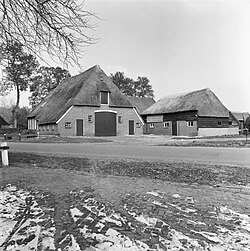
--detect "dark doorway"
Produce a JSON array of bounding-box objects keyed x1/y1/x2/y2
[
  {"x1": 172, "y1": 121, "x2": 177, "y2": 136},
  {"x1": 76, "y1": 119, "x2": 84, "y2": 136},
  {"x1": 129, "y1": 120, "x2": 134, "y2": 135},
  {"x1": 95, "y1": 111, "x2": 116, "y2": 136}
]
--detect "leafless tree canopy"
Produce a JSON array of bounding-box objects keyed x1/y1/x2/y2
[{"x1": 0, "y1": 0, "x2": 97, "y2": 65}]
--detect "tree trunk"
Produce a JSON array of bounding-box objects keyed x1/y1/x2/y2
[{"x1": 13, "y1": 85, "x2": 20, "y2": 128}]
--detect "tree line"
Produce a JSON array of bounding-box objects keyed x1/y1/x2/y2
[{"x1": 0, "y1": 42, "x2": 154, "y2": 128}]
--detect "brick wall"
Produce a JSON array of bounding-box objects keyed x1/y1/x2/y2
[
  {"x1": 145, "y1": 121, "x2": 172, "y2": 135},
  {"x1": 57, "y1": 106, "x2": 143, "y2": 136},
  {"x1": 38, "y1": 124, "x2": 58, "y2": 135},
  {"x1": 178, "y1": 120, "x2": 198, "y2": 136}
]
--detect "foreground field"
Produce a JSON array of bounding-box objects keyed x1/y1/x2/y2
[{"x1": 1, "y1": 152, "x2": 250, "y2": 250}]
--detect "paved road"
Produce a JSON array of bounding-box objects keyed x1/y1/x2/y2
[{"x1": 8, "y1": 142, "x2": 250, "y2": 166}]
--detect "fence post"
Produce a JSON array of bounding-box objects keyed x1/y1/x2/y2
[{"x1": 1, "y1": 142, "x2": 9, "y2": 166}]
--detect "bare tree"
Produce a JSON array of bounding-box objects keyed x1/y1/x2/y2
[{"x1": 0, "y1": 0, "x2": 97, "y2": 66}]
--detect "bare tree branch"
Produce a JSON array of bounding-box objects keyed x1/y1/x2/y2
[{"x1": 0, "y1": 0, "x2": 98, "y2": 66}]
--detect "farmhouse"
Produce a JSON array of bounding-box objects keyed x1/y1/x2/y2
[
  {"x1": 27, "y1": 65, "x2": 144, "y2": 136},
  {"x1": 141, "y1": 88, "x2": 239, "y2": 137}
]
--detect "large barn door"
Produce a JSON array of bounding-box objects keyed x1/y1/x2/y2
[
  {"x1": 172, "y1": 121, "x2": 177, "y2": 136},
  {"x1": 95, "y1": 111, "x2": 117, "y2": 136},
  {"x1": 76, "y1": 119, "x2": 84, "y2": 136}
]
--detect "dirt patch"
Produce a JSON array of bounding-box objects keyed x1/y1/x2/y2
[
  {"x1": 7, "y1": 152, "x2": 250, "y2": 187},
  {"x1": 1, "y1": 152, "x2": 250, "y2": 250},
  {"x1": 1, "y1": 185, "x2": 250, "y2": 250}
]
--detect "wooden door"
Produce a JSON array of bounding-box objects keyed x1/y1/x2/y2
[
  {"x1": 129, "y1": 120, "x2": 134, "y2": 135},
  {"x1": 172, "y1": 120, "x2": 177, "y2": 136},
  {"x1": 95, "y1": 112, "x2": 117, "y2": 136},
  {"x1": 76, "y1": 119, "x2": 83, "y2": 136}
]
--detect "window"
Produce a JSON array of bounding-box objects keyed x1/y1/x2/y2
[
  {"x1": 65, "y1": 122, "x2": 72, "y2": 129},
  {"x1": 118, "y1": 116, "x2": 122, "y2": 123},
  {"x1": 164, "y1": 122, "x2": 170, "y2": 128},
  {"x1": 51, "y1": 124, "x2": 55, "y2": 131},
  {"x1": 47, "y1": 125, "x2": 50, "y2": 131},
  {"x1": 218, "y1": 121, "x2": 222, "y2": 126},
  {"x1": 88, "y1": 115, "x2": 93, "y2": 123},
  {"x1": 228, "y1": 121, "x2": 232, "y2": 125},
  {"x1": 150, "y1": 123, "x2": 154, "y2": 128},
  {"x1": 136, "y1": 122, "x2": 141, "y2": 128},
  {"x1": 100, "y1": 91, "x2": 109, "y2": 104},
  {"x1": 187, "y1": 121, "x2": 194, "y2": 127}
]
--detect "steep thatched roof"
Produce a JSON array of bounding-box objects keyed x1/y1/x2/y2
[
  {"x1": 0, "y1": 115, "x2": 10, "y2": 126},
  {"x1": 28, "y1": 65, "x2": 133, "y2": 125},
  {"x1": 126, "y1": 96, "x2": 155, "y2": 114},
  {"x1": 142, "y1": 88, "x2": 231, "y2": 117},
  {"x1": 232, "y1": 112, "x2": 250, "y2": 122}
]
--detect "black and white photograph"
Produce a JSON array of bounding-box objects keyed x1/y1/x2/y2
[{"x1": 0, "y1": 0, "x2": 250, "y2": 250}]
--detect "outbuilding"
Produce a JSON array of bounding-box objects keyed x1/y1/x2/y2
[
  {"x1": 142, "y1": 88, "x2": 239, "y2": 137},
  {"x1": 27, "y1": 65, "x2": 144, "y2": 137}
]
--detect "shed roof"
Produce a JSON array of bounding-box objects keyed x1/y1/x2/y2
[
  {"x1": 142, "y1": 88, "x2": 231, "y2": 117},
  {"x1": 126, "y1": 96, "x2": 155, "y2": 114},
  {"x1": 28, "y1": 65, "x2": 133, "y2": 125}
]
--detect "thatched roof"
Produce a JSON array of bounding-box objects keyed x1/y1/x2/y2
[
  {"x1": 126, "y1": 96, "x2": 155, "y2": 114},
  {"x1": 142, "y1": 88, "x2": 231, "y2": 117},
  {"x1": 28, "y1": 65, "x2": 133, "y2": 125},
  {"x1": 0, "y1": 115, "x2": 10, "y2": 126},
  {"x1": 232, "y1": 112, "x2": 250, "y2": 122}
]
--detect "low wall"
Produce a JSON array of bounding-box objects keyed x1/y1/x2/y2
[{"x1": 198, "y1": 127, "x2": 239, "y2": 137}]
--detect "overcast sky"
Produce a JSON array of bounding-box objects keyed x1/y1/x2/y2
[{"x1": 2, "y1": 0, "x2": 250, "y2": 112}]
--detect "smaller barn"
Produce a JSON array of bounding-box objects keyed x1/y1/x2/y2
[
  {"x1": 0, "y1": 115, "x2": 10, "y2": 129},
  {"x1": 142, "y1": 88, "x2": 239, "y2": 137}
]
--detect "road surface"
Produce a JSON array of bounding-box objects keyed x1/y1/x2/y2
[{"x1": 8, "y1": 142, "x2": 250, "y2": 166}]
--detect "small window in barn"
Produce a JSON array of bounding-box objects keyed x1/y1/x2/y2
[
  {"x1": 51, "y1": 124, "x2": 55, "y2": 131},
  {"x1": 150, "y1": 123, "x2": 154, "y2": 128},
  {"x1": 118, "y1": 116, "x2": 122, "y2": 123},
  {"x1": 100, "y1": 91, "x2": 109, "y2": 105},
  {"x1": 88, "y1": 115, "x2": 93, "y2": 123},
  {"x1": 65, "y1": 122, "x2": 72, "y2": 129},
  {"x1": 136, "y1": 122, "x2": 141, "y2": 128},
  {"x1": 187, "y1": 121, "x2": 194, "y2": 127},
  {"x1": 164, "y1": 122, "x2": 170, "y2": 128},
  {"x1": 47, "y1": 125, "x2": 50, "y2": 131},
  {"x1": 218, "y1": 121, "x2": 222, "y2": 126}
]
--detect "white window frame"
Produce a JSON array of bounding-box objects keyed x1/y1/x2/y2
[
  {"x1": 88, "y1": 115, "x2": 93, "y2": 123},
  {"x1": 100, "y1": 91, "x2": 109, "y2": 105},
  {"x1": 65, "y1": 122, "x2": 72, "y2": 129},
  {"x1": 163, "y1": 122, "x2": 170, "y2": 128},
  {"x1": 187, "y1": 121, "x2": 194, "y2": 127},
  {"x1": 136, "y1": 122, "x2": 141, "y2": 128},
  {"x1": 118, "y1": 116, "x2": 122, "y2": 123}
]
